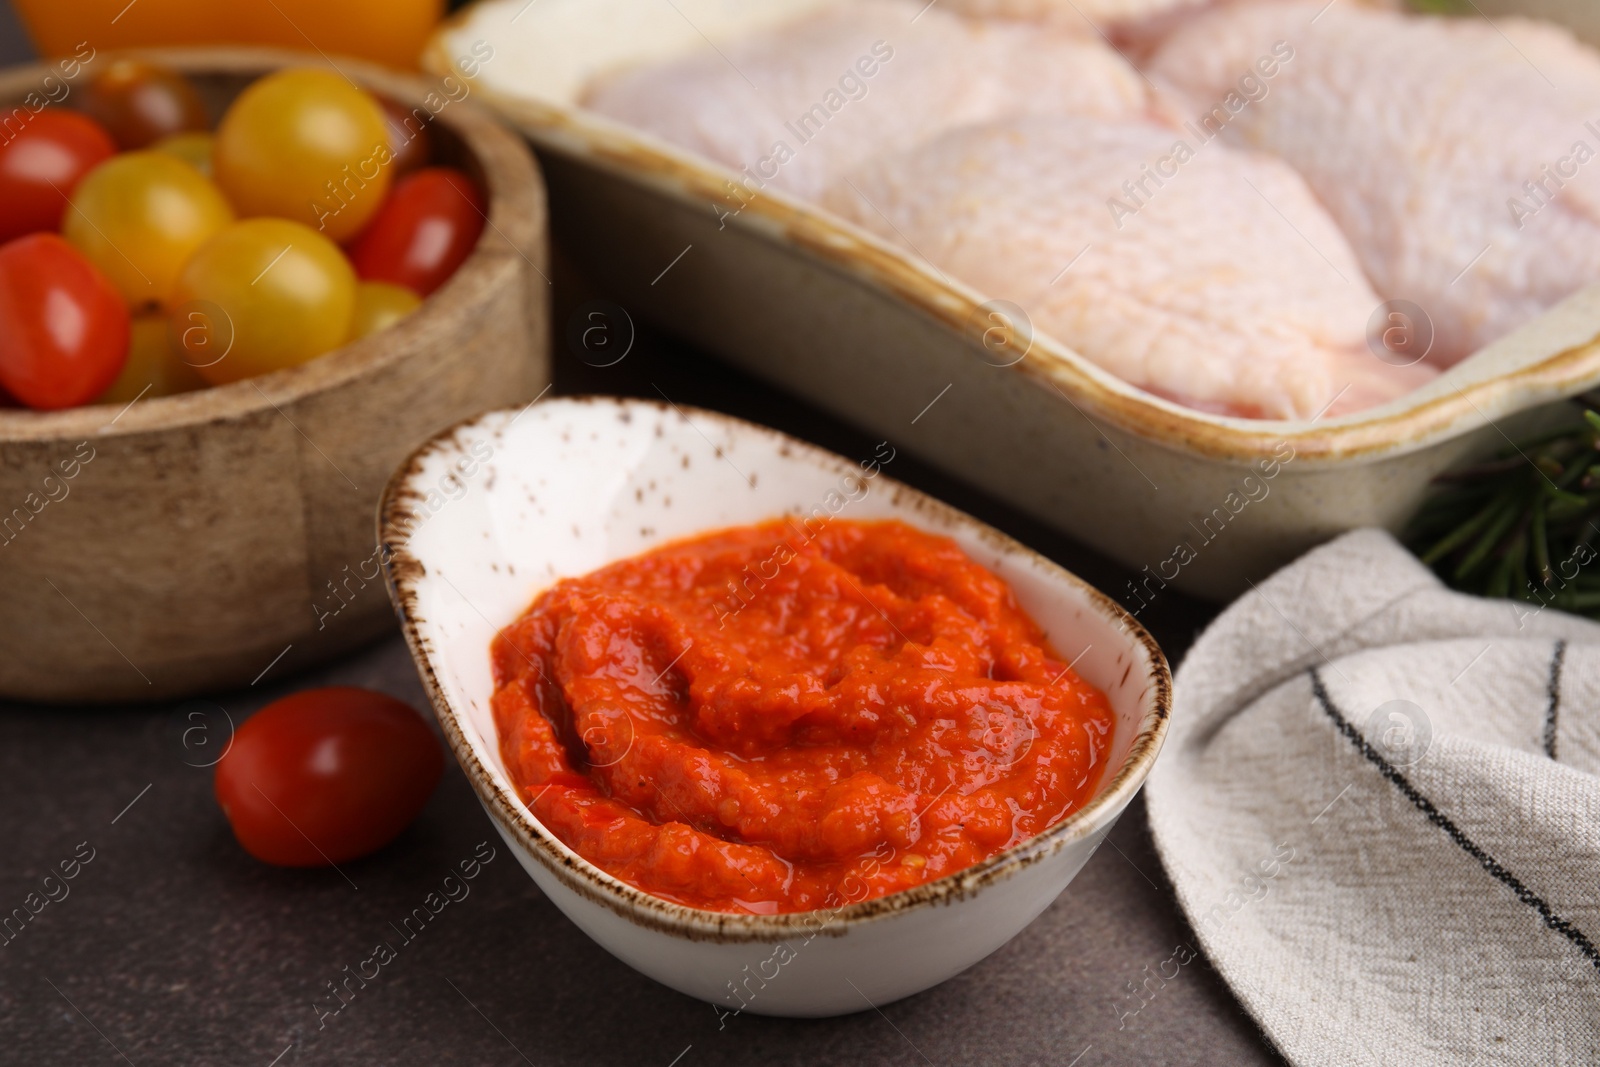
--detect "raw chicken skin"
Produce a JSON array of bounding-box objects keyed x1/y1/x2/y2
[
  {"x1": 1148, "y1": 0, "x2": 1600, "y2": 364},
  {"x1": 821, "y1": 116, "x2": 1436, "y2": 420},
  {"x1": 583, "y1": 0, "x2": 1158, "y2": 201}
]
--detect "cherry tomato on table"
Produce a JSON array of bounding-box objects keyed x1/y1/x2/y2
[
  {"x1": 81, "y1": 58, "x2": 209, "y2": 150},
  {"x1": 0, "y1": 234, "x2": 129, "y2": 409},
  {"x1": 214, "y1": 687, "x2": 444, "y2": 867},
  {"x1": 0, "y1": 109, "x2": 115, "y2": 243},
  {"x1": 213, "y1": 69, "x2": 392, "y2": 243},
  {"x1": 64, "y1": 151, "x2": 234, "y2": 309},
  {"x1": 171, "y1": 218, "x2": 356, "y2": 385},
  {"x1": 348, "y1": 167, "x2": 485, "y2": 297}
]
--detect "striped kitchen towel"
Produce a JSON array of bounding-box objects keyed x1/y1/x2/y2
[{"x1": 1146, "y1": 528, "x2": 1600, "y2": 1066}]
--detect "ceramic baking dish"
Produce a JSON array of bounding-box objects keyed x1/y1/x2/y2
[{"x1": 425, "y1": 0, "x2": 1600, "y2": 600}]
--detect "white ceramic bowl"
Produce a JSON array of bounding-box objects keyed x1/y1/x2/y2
[{"x1": 380, "y1": 397, "x2": 1171, "y2": 1016}]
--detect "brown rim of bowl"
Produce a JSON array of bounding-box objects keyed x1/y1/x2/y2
[
  {"x1": 379, "y1": 395, "x2": 1173, "y2": 943},
  {"x1": 0, "y1": 46, "x2": 544, "y2": 444},
  {"x1": 422, "y1": 28, "x2": 1600, "y2": 468}
]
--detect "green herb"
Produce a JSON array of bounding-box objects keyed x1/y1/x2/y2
[{"x1": 1406, "y1": 401, "x2": 1600, "y2": 617}]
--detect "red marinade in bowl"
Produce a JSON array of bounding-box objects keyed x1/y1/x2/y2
[{"x1": 491, "y1": 518, "x2": 1115, "y2": 914}]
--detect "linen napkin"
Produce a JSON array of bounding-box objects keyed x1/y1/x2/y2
[{"x1": 1145, "y1": 529, "x2": 1600, "y2": 1066}]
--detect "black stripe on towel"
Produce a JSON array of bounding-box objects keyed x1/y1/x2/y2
[
  {"x1": 1310, "y1": 668, "x2": 1600, "y2": 974},
  {"x1": 1545, "y1": 639, "x2": 1566, "y2": 761}
]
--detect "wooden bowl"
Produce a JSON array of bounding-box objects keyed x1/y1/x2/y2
[{"x1": 0, "y1": 48, "x2": 550, "y2": 704}]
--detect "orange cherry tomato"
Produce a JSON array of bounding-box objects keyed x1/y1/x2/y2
[
  {"x1": 81, "y1": 58, "x2": 209, "y2": 150},
  {"x1": 348, "y1": 167, "x2": 484, "y2": 296},
  {"x1": 63, "y1": 151, "x2": 235, "y2": 309},
  {"x1": 0, "y1": 234, "x2": 130, "y2": 409},
  {"x1": 170, "y1": 218, "x2": 357, "y2": 385},
  {"x1": 213, "y1": 687, "x2": 444, "y2": 867},
  {"x1": 214, "y1": 69, "x2": 392, "y2": 243},
  {"x1": 0, "y1": 109, "x2": 115, "y2": 242}
]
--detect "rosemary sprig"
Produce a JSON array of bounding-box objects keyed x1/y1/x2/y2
[{"x1": 1406, "y1": 403, "x2": 1600, "y2": 618}]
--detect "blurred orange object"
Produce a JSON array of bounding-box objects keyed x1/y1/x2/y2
[{"x1": 12, "y1": 0, "x2": 444, "y2": 70}]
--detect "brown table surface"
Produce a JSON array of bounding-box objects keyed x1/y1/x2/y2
[{"x1": 0, "y1": 12, "x2": 1284, "y2": 1063}]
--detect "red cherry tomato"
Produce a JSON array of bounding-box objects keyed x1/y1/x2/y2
[
  {"x1": 214, "y1": 687, "x2": 443, "y2": 867},
  {"x1": 80, "y1": 58, "x2": 209, "y2": 150},
  {"x1": 0, "y1": 234, "x2": 130, "y2": 409},
  {"x1": 348, "y1": 167, "x2": 485, "y2": 297},
  {"x1": 0, "y1": 109, "x2": 116, "y2": 242}
]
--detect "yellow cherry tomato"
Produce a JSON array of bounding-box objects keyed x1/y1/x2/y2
[
  {"x1": 213, "y1": 69, "x2": 392, "y2": 243},
  {"x1": 97, "y1": 314, "x2": 208, "y2": 403},
  {"x1": 349, "y1": 281, "x2": 421, "y2": 340},
  {"x1": 152, "y1": 131, "x2": 215, "y2": 177},
  {"x1": 62, "y1": 151, "x2": 234, "y2": 310},
  {"x1": 170, "y1": 218, "x2": 356, "y2": 385}
]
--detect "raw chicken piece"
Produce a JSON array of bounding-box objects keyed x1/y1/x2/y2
[
  {"x1": 1147, "y1": 0, "x2": 1600, "y2": 364},
  {"x1": 583, "y1": 0, "x2": 1159, "y2": 201},
  {"x1": 821, "y1": 116, "x2": 1436, "y2": 420}
]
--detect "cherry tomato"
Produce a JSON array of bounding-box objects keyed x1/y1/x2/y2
[
  {"x1": 97, "y1": 313, "x2": 207, "y2": 403},
  {"x1": 151, "y1": 131, "x2": 213, "y2": 177},
  {"x1": 0, "y1": 109, "x2": 115, "y2": 242},
  {"x1": 379, "y1": 96, "x2": 431, "y2": 177},
  {"x1": 214, "y1": 687, "x2": 444, "y2": 867},
  {"x1": 63, "y1": 151, "x2": 234, "y2": 309},
  {"x1": 171, "y1": 218, "x2": 356, "y2": 385},
  {"x1": 214, "y1": 69, "x2": 392, "y2": 243},
  {"x1": 349, "y1": 281, "x2": 421, "y2": 339},
  {"x1": 0, "y1": 234, "x2": 129, "y2": 409},
  {"x1": 81, "y1": 58, "x2": 209, "y2": 150},
  {"x1": 348, "y1": 168, "x2": 484, "y2": 297}
]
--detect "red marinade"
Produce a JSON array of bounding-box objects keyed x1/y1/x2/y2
[{"x1": 490, "y1": 518, "x2": 1115, "y2": 914}]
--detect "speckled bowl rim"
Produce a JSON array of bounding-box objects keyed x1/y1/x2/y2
[
  {"x1": 379, "y1": 396, "x2": 1172, "y2": 943},
  {"x1": 423, "y1": 23, "x2": 1600, "y2": 467}
]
